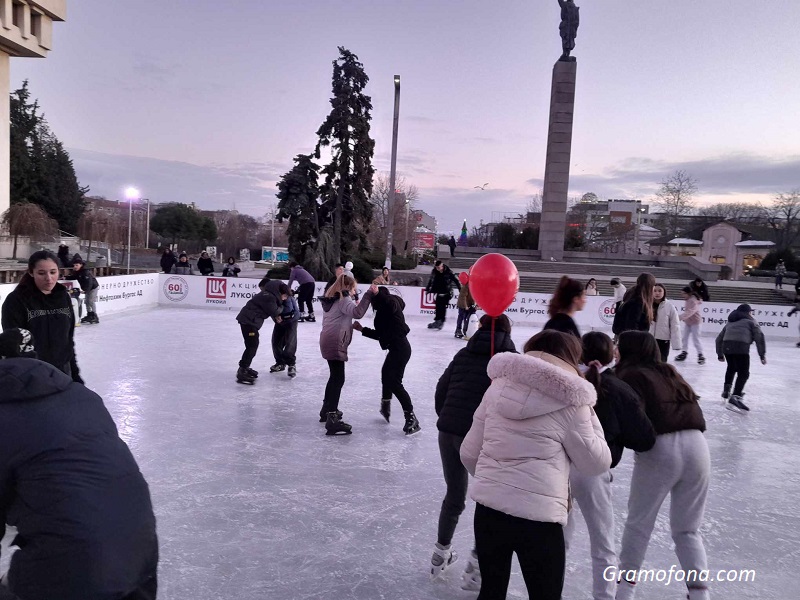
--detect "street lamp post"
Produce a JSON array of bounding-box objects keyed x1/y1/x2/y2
[
  {"x1": 385, "y1": 75, "x2": 401, "y2": 270},
  {"x1": 125, "y1": 187, "x2": 139, "y2": 274}
]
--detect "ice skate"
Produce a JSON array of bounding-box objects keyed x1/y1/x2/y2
[
  {"x1": 675, "y1": 351, "x2": 688, "y2": 362},
  {"x1": 269, "y1": 363, "x2": 286, "y2": 373},
  {"x1": 432, "y1": 320, "x2": 444, "y2": 331},
  {"x1": 726, "y1": 395, "x2": 750, "y2": 414},
  {"x1": 304, "y1": 313, "x2": 316, "y2": 323},
  {"x1": 80, "y1": 314, "x2": 91, "y2": 324},
  {"x1": 427, "y1": 320, "x2": 440, "y2": 329},
  {"x1": 319, "y1": 409, "x2": 343, "y2": 423},
  {"x1": 430, "y1": 543, "x2": 458, "y2": 580},
  {"x1": 721, "y1": 383, "x2": 731, "y2": 399},
  {"x1": 325, "y1": 411, "x2": 352, "y2": 435},
  {"x1": 246, "y1": 367, "x2": 259, "y2": 378},
  {"x1": 287, "y1": 365, "x2": 296, "y2": 378},
  {"x1": 236, "y1": 367, "x2": 256, "y2": 385},
  {"x1": 461, "y1": 550, "x2": 481, "y2": 591},
  {"x1": 454, "y1": 329, "x2": 463, "y2": 339},
  {"x1": 403, "y1": 411, "x2": 421, "y2": 435},
  {"x1": 698, "y1": 354, "x2": 706, "y2": 365},
  {"x1": 87, "y1": 312, "x2": 100, "y2": 324},
  {"x1": 379, "y1": 399, "x2": 391, "y2": 423},
  {"x1": 299, "y1": 312, "x2": 307, "y2": 322}
]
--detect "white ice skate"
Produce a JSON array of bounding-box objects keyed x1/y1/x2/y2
[
  {"x1": 430, "y1": 543, "x2": 458, "y2": 580},
  {"x1": 460, "y1": 550, "x2": 480, "y2": 591}
]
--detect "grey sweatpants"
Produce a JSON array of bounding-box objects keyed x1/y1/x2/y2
[
  {"x1": 564, "y1": 469, "x2": 616, "y2": 600},
  {"x1": 85, "y1": 287, "x2": 98, "y2": 315},
  {"x1": 618, "y1": 429, "x2": 710, "y2": 598}
]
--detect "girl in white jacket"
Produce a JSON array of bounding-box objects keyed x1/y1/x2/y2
[
  {"x1": 650, "y1": 283, "x2": 682, "y2": 362},
  {"x1": 460, "y1": 330, "x2": 611, "y2": 600}
]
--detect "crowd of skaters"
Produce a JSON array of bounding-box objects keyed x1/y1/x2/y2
[{"x1": 0, "y1": 249, "x2": 777, "y2": 599}]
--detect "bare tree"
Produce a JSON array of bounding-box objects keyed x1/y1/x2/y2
[
  {"x1": 368, "y1": 173, "x2": 418, "y2": 255},
  {"x1": 526, "y1": 189, "x2": 544, "y2": 214},
  {"x1": 763, "y1": 190, "x2": 800, "y2": 250},
  {"x1": 697, "y1": 202, "x2": 764, "y2": 223},
  {"x1": 2, "y1": 202, "x2": 58, "y2": 258},
  {"x1": 654, "y1": 170, "x2": 698, "y2": 237}
]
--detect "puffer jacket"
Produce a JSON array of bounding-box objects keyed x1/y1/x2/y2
[
  {"x1": 319, "y1": 289, "x2": 374, "y2": 361},
  {"x1": 435, "y1": 328, "x2": 517, "y2": 437},
  {"x1": 715, "y1": 309, "x2": 766, "y2": 358},
  {"x1": 235, "y1": 280, "x2": 284, "y2": 329},
  {"x1": 170, "y1": 260, "x2": 194, "y2": 276},
  {"x1": 460, "y1": 351, "x2": 611, "y2": 525},
  {"x1": 612, "y1": 296, "x2": 650, "y2": 335},
  {"x1": 650, "y1": 299, "x2": 682, "y2": 347},
  {"x1": 680, "y1": 295, "x2": 702, "y2": 326}
]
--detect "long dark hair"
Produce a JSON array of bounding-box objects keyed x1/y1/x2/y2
[
  {"x1": 28, "y1": 250, "x2": 60, "y2": 272},
  {"x1": 548, "y1": 276, "x2": 584, "y2": 317},
  {"x1": 682, "y1": 285, "x2": 701, "y2": 301},
  {"x1": 581, "y1": 331, "x2": 614, "y2": 401},
  {"x1": 523, "y1": 330, "x2": 583, "y2": 369},
  {"x1": 615, "y1": 331, "x2": 698, "y2": 403},
  {"x1": 479, "y1": 313, "x2": 512, "y2": 333},
  {"x1": 623, "y1": 272, "x2": 656, "y2": 324}
]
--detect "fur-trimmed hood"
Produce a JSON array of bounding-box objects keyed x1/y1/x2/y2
[{"x1": 487, "y1": 351, "x2": 596, "y2": 420}]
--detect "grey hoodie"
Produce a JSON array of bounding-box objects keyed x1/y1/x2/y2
[{"x1": 715, "y1": 309, "x2": 766, "y2": 358}]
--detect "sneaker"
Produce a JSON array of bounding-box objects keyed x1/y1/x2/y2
[
  {"x1": 269, "y1": 363, "x2": 286, "y2": 373},
  {"x1": 461, "y1": 550, "x2": 481, "y2": 591},
  {"x1": 454, "y1": 330, "x2": 463, "y2": 338},
  {"x1": 305, "y1": 313, "x2": 316, "y2": 323},
  {"x1": 287, "y1": 365, "x2": 296, "y2": 378},
  {"x1": 675, "y1": 351, "x2": 688, "y2": 362},
  {"x1": 430, "y1": 543, "x2": 458, "y2": 580}
]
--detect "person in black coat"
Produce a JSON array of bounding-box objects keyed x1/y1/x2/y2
[
  {"x1": 234, "y1": 278, "x2": 289, "y2": 383},
  {"x1": 543, "y1": 276, "x2": 585, "y2": 339},
  {"x1": 430, "y1": 314, "x2": 517, "y2": 582},
  {"x1": 353, "y1": 287, "x2": 419, "y2": 434},
  {"x1": 159, "y1": 248, "x2": 177, "y2": 274},
  {"x1": 689, "y1": 277, "x2": 710, "y2": 302},
  {"x1": 612, "y1": 272, "x2": 656, "y2": 337},
  {"x1": 1, "y1": 250, "x2": 82, "y2": 383},
  {"x1": 0, "y1": 329, "x2": 158, "y2": 600},
  {"x1": 67, "y1": 258, "x2": 101, "y2": 324},
  {"x1": 197, "y1": 251, "x2": 215, "y2": 276},
  {"x1": 56, "y1": 243, "x2": 70, "y2": 268},
  {"x1": 425, "y1": 260, "x2": 461, "y2": 330}
]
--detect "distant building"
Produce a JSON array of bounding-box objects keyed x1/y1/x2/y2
[{"x1": 411, "y1": 209, "x2": 436, "y2": 233}]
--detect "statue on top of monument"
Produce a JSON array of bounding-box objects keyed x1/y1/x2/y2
[{"x1": 558, "y1": 0, "x2": 580, "y2": 61}]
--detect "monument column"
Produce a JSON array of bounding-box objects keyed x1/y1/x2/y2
[{"x1": 537, "y1": 60, "x2": 577, "y2": 261}]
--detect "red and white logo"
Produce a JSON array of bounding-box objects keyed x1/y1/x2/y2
[
  {"x1": 420, "y1": 289, "x2": 437, "y2": 309},
  {"x1": 163, "y1": 276, "x2": 189, "y2": 302},
  {"x1": 598, "y1": 298, "x2": 617, "y2": 326},
  {"x1": 206, "y1": 277, "x2": 227, "y2": 299}
]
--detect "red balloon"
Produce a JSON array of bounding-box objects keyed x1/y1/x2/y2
[
  {"x1": 458, "y1": 271, "x2": 469, "y2": 286},
  {"x1": 468, "y1": 253, "x2": 519, "y2": 317}
]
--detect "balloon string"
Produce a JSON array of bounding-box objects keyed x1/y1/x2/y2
[{"x1": 491, "y1": 316, "x2": 496, "y2": 357}]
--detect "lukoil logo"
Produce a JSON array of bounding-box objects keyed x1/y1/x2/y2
[
  {"x1": 420, "y1": 289, "x2": 437, "y2": 309},
  {"x1": 206, "y1": 277, "x2": 227, "y2": 299},
  {"x1": 163, "y1": 276, "x2": 189, "y2": 302},
  {"x1": 598, "y1": 298, "x2": 617, "y2": 326}
]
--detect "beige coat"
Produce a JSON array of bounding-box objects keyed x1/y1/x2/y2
[{"x1": 460, "y1": 351, "x2": 611, "y2": 525}]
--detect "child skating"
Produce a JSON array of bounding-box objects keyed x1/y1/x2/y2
[
  {"x1": 235, "y1": 279, "x2": 289, "y2": 384},
  {"x1": 270, "y1": 291, "x2": 300, "y2": 377},
  {"x1": 676, "y1": 286, "x2": 705, "y2": 364},
  {"x1": 716, "y1": 304, "x2": 766, "y2": 413}
]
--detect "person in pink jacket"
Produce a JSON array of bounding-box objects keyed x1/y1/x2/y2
[
  {"x1": 676, "y1": 286, "x2": 705, "y2": 364},
  {"x1": 460, "y1": 330, "x2": 611, "y2": 600}
]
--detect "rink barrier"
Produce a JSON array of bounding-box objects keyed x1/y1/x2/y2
[{"x1": 2, "y1": 275, "x2": 795, "y2": 339}]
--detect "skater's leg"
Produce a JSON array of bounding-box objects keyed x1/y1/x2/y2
[
  {"x1": 437, "y1": 431, "x2": 468, "y2": 546},
  {"x1": 323, "y1": 360, "x2": 346, "y2": 413},
  {"x1": 271, "y1": 323, "x2": 285, "y2": 365},
  {"x1": 515, "y1": 520, "x2": 565, "y2": 600},
  {"x1": 690, "y1": 324, "x2": 704, "y2": 356},
  {"x1": 284, "y1": 322, "x2": 298, "y2": 366},
  {"x1": 456, "y1": 308, "x2": 466, "y2": 333},
  {"x1": 85, "y1": 288, "x2": 98, "y2": 317},
  {"x1": 656, "y1": 339, "x2": 670, "y2": 363},
  {"x1": 386, "y1": 338, "x2": 413, "y2": 412},
  {"x1": 681, "y1": 322, "x2": 691, "y2": 354},
  {"x1": 380, "y1": 353, "x2": 393, "y2": 401},
  {"x1": 669, "y1": 430, "x2": 710, "y2": 594},
  {"x1": 239, "y1": 325, "x2": 260, "y2": 368},
  {"x1": 435, "y1": 295, "x2": 448, "y2": 323},
  {"x1": 474, "y1": 503, "x2": 515, "y2": 600},
  {"x1": 724, "y1": 354, "x2": 737, "y2": 386},
  {"x1": 731, "y1": 353, "x2": 750, "y2": 396}
]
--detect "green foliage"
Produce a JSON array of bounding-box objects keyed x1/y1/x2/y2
[
  {"x1": 315, "y1": 47, "x2": 375, "y2": 261},
  {"x1": 150, "y1": 203, "x2": 211, "y2": 245},
  {"x1": 360, "y1": 250, "x2": 416, "y2": 270},
  {"x1": 517, "y1": 226, "x2": 539, "y2": 249},
  {"x1": 437, "y1": 234, "x2": 449, "y2": 245},
  {"x1": 564, "y1": 227, "x2": 585, "y2": 250},
  {"x1": 266, "y1": 264, "x2": 291, "y2": 279},
  {"x1": 493, "y1": 224, "x2": 517, "y2": 249},
  {"x1": 10, "y1": 81, "x2": 88, "y2": 232},
  {"x1": 758, "y1": 249, "x2": 799, "y2": 272},
  {"x1": 198, "y1": 218, "x2": 218, "y2": 244},
  {"x1": 746, "y1": 268, "x2": 798, "y2": 279},
  {"x1": 276, "y1": 154, "x2": 321, "y2": 265}
]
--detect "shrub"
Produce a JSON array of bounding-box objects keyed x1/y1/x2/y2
[
  {"x1": 759, "y1": 249, "x2": 799, "y2": 272},
  {"x1": 266, "y1": 264, "x2": 290, "y2": 279},
  {"x1": 344, "y1": 256, "x2": 375, "y2": 284}
]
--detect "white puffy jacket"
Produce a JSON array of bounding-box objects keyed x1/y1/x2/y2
[
  {"x1": 460, "y1": 351, "x2": 611, "y2": 525},
  {"x1": 649, "y1": 299, "x2": 682, "y2": 347}
]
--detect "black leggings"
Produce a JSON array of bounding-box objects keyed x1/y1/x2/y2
[
  {"x1": 474, "y1": 503, "x2": 565, "y2": 600},
  {"x1": 724, "y1": 353, "x2": 750, "y2": 395},
  {"x1": 239, "y1": 325, "x2": 260, "y2": 368},
  {"x1": 323, "y1": 360, "x2": 346, "y2": 413},
  {"x1": 381, "y1": 338, "x2": 413, "y2": 412},
  {"x1": 437, "y1": 431, "x2": 468, "y2": 546},
  {"x1": 435, "y1": 293, "x2": 450, "y2": 322},
  {"x1": 656, "y1": 339, "x2": 671, "y2": 363},
  {"x1": 296, "y1": 282, "x2": 315, "y2": 314}
]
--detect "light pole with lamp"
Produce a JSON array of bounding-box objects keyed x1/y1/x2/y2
[
  {"x1": 384, "y1": 75, "x2": 401, "y2": 270},
  {"x1": 125, "y1": 187, "x2": 139, "y2": 274}
]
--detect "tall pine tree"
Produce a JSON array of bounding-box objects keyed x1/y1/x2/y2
[
  {"x1": 10, "y1": 80, "x2": 88, "y2": 233},
  {"x1": 276, "y1": 154, "x2": 322, "y2": 268},
  {"x1": 315, "y1": 47, "x2": 375, "y2": 263}
]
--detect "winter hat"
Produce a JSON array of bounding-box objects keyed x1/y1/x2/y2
[
  {"x1": 0, "y1": 328, "x2": 35, "y2": 359},
  {"x1": 344, "y1": 261, "x2": 354, "y2": 271},
  {"x1": 737, "y1": 304, "x2": 753, "y2": 314},
  {"x1": 610, "y1": 278, "x2": 620, "y2": 286}
]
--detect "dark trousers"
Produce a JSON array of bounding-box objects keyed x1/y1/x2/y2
[
  {"x1": 271, "y1": 321, "x2": 298, "y2": 366},
  {"x1": 239, "y1": 324, "x2": 260, "y2": 368},
  {"x1": 435, "y1": 294, "x2": 450, "y2": 322},
  {"x1": 724, "y1": 353, "x2": 750, "y2": 395},
  {"x1": 322, "y1": 360, "x2": 346, "y2": 413},
  {"x1": 456, "y1": 307, "x2": 474, "y2": 334},
  {"x1": 449, "y1": 246, "x2": 455, "y2": 257},
  {"x1": 474, "y1": 503, "x2": 565, "y2": 600},
  {"x1": 297, "y1": 282, "x2": 315, "y2": 314},
  {"x1": 122, "y1": 574, "x2": 158, "y2": 600},
  {"x1": 656, "y1": 339, "x2": 671, "y2": 362},
  {"x1": 437, "y1": 431, "x2": 468, "y2": 546},
  {"x1": 381, "y1": 338, "x2": 413, "y2": 412}
]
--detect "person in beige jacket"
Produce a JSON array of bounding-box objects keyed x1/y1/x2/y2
[{"x1": 460, "y1": 330, "x2": 611, "y2": 600}]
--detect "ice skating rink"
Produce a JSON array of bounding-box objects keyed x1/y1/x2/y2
[{"x1": 4, "y1": 306, "x2": 798, "y2": 599}]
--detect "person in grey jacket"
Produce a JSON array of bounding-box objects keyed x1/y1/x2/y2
[
  {"x1": 170, "y1": 253, "x2": 195, "y2": 275},
  {"x1": 317, "y1": 275, "x2": 377, "y2": 435},
  {"x1": 716, "y1": 304, "x2": 766, "y2": 412},
  {"x1": 235, "y1": 279, "x2": 289, "y2": 384}
]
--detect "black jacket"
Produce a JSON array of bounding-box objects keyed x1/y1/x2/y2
[
  {"x1": 236, "y1": 280, "x2": 284, "y2": 329},
  {"x1": 1, "y1": 275, "x2": 81, "y2": 382},
  {"x1": 592, "y1": 371, "x2": 656, "y2": 468},
  {"x1": 426, "y1": 266, "x2": 461, "y2": 296},
  {"x1": 435, "y1": 328, "x2": 517, "y2": 437},
  {"x1": 197, "y1": 257, "x2": 215, "y2": 275},
  {"x1": 0, "y1": 358, "x2": 158, "y2": 600},
  {"x1": 612, "y1": 296, "x2": 650, "y2": 335},
  {"x1": 66, "y1": 267, "x2": 99, "y2": 292},
  {"x1": 543, "y1": 313, "x2": 580, "y2": 338},
  {"x1": 360, "y1": 288, "x2": 410, "y2": 350},
  {"x1": 689, "y1": 281, "x2": 710, "y2": 302},
  {"x1": 160, "y1": 251, "x2": 177, "y2": 273}
]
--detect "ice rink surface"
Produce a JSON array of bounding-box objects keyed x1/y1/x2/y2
[{"x1": 5, "y1": 306, "x2": 799, "y2": 599}]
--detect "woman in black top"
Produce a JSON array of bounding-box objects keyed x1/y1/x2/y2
[
  {"x1": 1, "y1": 250, "x2": 82, "y2": 383},
  {"x1": 543, "y1": 276, "x2": 585, "y2": 338},
  {"x1": 612, "y1": 272, "x2": 656, "y2": 336},
  {"x1": 689, "y1": 277, "x2": 710, "y2": 302}
]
